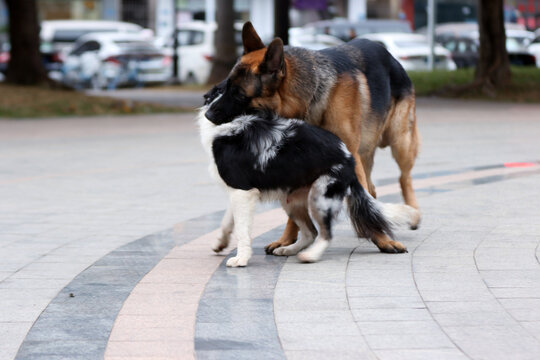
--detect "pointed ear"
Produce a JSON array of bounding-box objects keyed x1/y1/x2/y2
[
  {"x1": 242, "y1": 21, "x2": 265, "y2": 54},
  {"x1": 261, "y1": 38, "x2": 284, "y2": 74}
]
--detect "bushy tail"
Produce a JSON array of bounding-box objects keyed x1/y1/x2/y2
[
  {"x1": 347, "y1": 181, "x2": 419, "y2": 238},
  {"x1": 347, "y1": 181, "x2": 393, "y2": 239}
]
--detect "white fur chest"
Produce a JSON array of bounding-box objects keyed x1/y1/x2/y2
[{"x1": 196, "y1": 108, "x2": 224, "y2": 186}]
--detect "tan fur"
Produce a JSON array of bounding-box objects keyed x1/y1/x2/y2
[
  {"x1": 264, "y1": 74, "x2": 420, "y2": 253},
  {"x1": 241, "y1": 49, "x2": 266, "y2": 72}
]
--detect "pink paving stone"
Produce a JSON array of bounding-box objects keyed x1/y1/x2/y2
[
  {"x1": 108, "y1": 326, "x2": 194, "y2": 342},
  {"x1": 114, "y1": 314, "x2": 198, "y2": 329},
  {"x1": 106, "y1": 340, "x2": 194, "y2": 359}
]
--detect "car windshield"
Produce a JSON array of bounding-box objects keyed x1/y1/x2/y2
[
  {"x1": 53, "y1": 29, "x2": 120, "y2": 43},
  {"x1": 395, "y1": 40, "x2": 427, "y2": 48},
  {"x1": 114, "y1": 40, "x2": 159, "y2": 53}
]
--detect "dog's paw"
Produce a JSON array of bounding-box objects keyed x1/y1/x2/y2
[
  {"x1": 211, "y1": 233, "x2": 230, "y2": 253},
  {"x1": 226, "y1": 256, "x2": 249, "y2": 267},
  {"x1": 379, "y1": 240, "x2": 408, "y2": 254},
  {"x1": 264, "y1": 241, "x2": 283, "y2": 254},
  {"x1": 273, "y1": 246, "x2": 299, "y2": 256},
  {"x1": 296, "y1": 239, "x2": 328, "y2": 263},
  {"x1": 211, "y1": 238, "x2": 228, "y2": 253},
  {"x1": 297, "y1": 250, "x2": 320, "y2": 263},
  {"x1": 409, "y1": 209, "x2": 421, "y2": 230}
]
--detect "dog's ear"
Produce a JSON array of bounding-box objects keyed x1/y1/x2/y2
[
  {"x1": 242, "y1": 21, "x2": 265, "y2": 54},
  {"x1": 261, "y1": 38, "x2": 284, "y2": 75}
]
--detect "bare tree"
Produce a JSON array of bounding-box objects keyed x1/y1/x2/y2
[
  {"x1": 475, "y1": 0, "x2": 511, "y2": 93},
  {"x1": 4, "y1": 0, "x2": 48, "y2": 85},
  {"x1": 207, "y1": 0, "x2": 237, "y2": 85}
]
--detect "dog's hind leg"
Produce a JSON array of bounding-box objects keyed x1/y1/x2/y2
[
  {"x1": 212, "y1": 207, "x2": 234, "y2": 253},
  {"x1": 226, "y1": 189, "x2": 259, "y2": 267},
  {"x1": 361, "y1": 149, "x2": 377, "y2": 198},
  {"x1": 388, "y1": 95, "x2": 421, "y2": 229},
  {"x1": 273, "y1": 189, "x2": 317, "y2": 256},
  {"x1": 297, "y1": 176, "x2": 344, "y2": 263}
]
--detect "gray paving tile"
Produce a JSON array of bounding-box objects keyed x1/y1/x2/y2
[
  {"x1": 280, "y1": 335, "x2": 370, "y2": 352},
  {"x1": 15, "y1": 340, "x2": 103, "y2": 360},
  {"x1": 364, "y1": 332, "x2": 455, "y2": 350},
  {"x1": 286, "y1": 350, "x2": 377, "y2": 360},
  {"x1": 374, "y1": 348, "x2": 468, "y2": 360},
  {"x1": 348, "y1": 296, "x2": 425, "y2": 310},
  {"x1": 197, "y1": 349, "x2": 285, "y2": 360},
  {"x1": 442, "y1": 325, "x2": 540, "y2": 360},
  {"x1": 351, "y1": 308, "x2": 432, "y2": 322},
  {"x1": 195, "y1": 229, "x2": 286, "y2": 357},
  {"x1": 356, "y1": 320, "x2": 443, "y2": 335}
]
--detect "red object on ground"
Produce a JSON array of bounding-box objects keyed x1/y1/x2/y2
[{"x1": 504, "y1": 162, "x2": 537, "y2": 168}]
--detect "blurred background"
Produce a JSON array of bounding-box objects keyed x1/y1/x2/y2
[{"x1": 0, "y1": 0, "x2": 539, "y2": 116}]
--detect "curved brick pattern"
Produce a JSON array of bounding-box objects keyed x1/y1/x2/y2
[
  {"x1": 194, "y1": 228, "x2": 287, "y2": 360},
  {"x1": 412, "y1": 175, "x2": 540, "y2": 360},
  {"x1": 15, "y1": 211, "x2": 225, "y2": 360},
  {"x1": 0, "y1": 114, "x2": 230, "y2": 360},
  {"x1": 105, "y1": 209, "x2": 287, "y2": 360},
  {"x1": 3, "y1": 100, "x2": 540, "y2": 360},
  {"x1": 273, "y1": 236, "x2": 377, "y2": 360}
]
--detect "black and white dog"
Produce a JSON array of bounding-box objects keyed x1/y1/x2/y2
[{"x1": 199, "y1": 86, "x2": 418, "y2": 267}]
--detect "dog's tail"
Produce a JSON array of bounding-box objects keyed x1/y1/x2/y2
[{"x1": 347, "y1": 180, "x2": 418, "y2": 238}]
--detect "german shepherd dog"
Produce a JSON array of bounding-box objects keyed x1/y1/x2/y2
[
  {"x1": 205, "y1": 22, "x2": 421, "y2": 256},
  {"x1": 198, "y1": 92, "x2": 418, "y2": 267}
]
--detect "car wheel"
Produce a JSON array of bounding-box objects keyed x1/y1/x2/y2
[{"x1": 185, "y1": 72, "x2": 198, "y2": 85}]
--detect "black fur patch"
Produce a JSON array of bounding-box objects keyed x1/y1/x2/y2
[{"x1": 212, "y1": 111, "x2": 354, "y2": 191}]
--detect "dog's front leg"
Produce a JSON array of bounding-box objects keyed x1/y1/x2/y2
[
  {"x1": 212, "y1": 207, "x2": 234, "y2": 253},
  {"x1": 226, "y1": 188, "x2": 259, "y2": 267}
]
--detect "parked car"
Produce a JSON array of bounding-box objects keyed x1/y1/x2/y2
[
  {"x1": 436, "y1": 30, "x2": 536, "y2": 68},
  {"x1": 439, "y1": 37, "x2": 479, "y2": 68},
  {"x1": 427, "y1": 23, "x2": 536, "y2": 67},
  {"x1": 41, "y1": 20, "x2": 146, "y2": 80},
  {"x1": 40, "y1": 20, "x2": 144, "y2": 53},
  {"x1": 529, "y1": 36, "x2": 540, "y2": 67},
  {"x1": 289, "y1": 27, "x2": 344, "y2": 50},
  {"x1": 303, "y1": 18, "x2": 412, "y2": 42},
  {"x1": 62, "y1": 32, "x2": 171, "y2": 89},
  {"x1": 162, "y1": 21, "x2": 242, "y2": 84},
  {"x1": 421, "y1": 22, "x2": 527, "y2": 41},
  {"x1": 359, "y1": 33, "x2": 456, "y2": 71}
]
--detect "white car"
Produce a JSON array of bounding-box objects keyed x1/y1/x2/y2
[
  {"x1": 360, "y1": 33, "x2": 457, "y2": 71},
  {"x1": 163, "y1": 21, "x2": 242, "y2": 84},
  {"x1": 63, "y1": 32, "x2": 171, "y2": 89},
  {"x1": 529, "y1": 37, "x2": 540, "y2": 67},
  {"x1": 41, "y1": 20, "x2": 147, "y2": 81},
  {"x1": 41, "y1": 20, "x2": 144, "y2": 53},
  {"x1": 289, "y1": 27, "x2": 344, "y2": 50}
]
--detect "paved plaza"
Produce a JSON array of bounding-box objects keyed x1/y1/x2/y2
[{"x1": 1, "y1": 98, "x2": 540, "y2": 360}]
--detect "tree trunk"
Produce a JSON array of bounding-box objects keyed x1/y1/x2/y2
[
  {"x1": 274, "y1": 0, "x2": 290, "y2": 45},
  {"x1": 207, "y1": 0, "x2": 236, "y2": 85},
  {"x1": 4, "y1": 0, "x2": 48, "y2": 85},
  {"x1": 475, "y1": 0, "x2": 511, "y2": 93}
]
